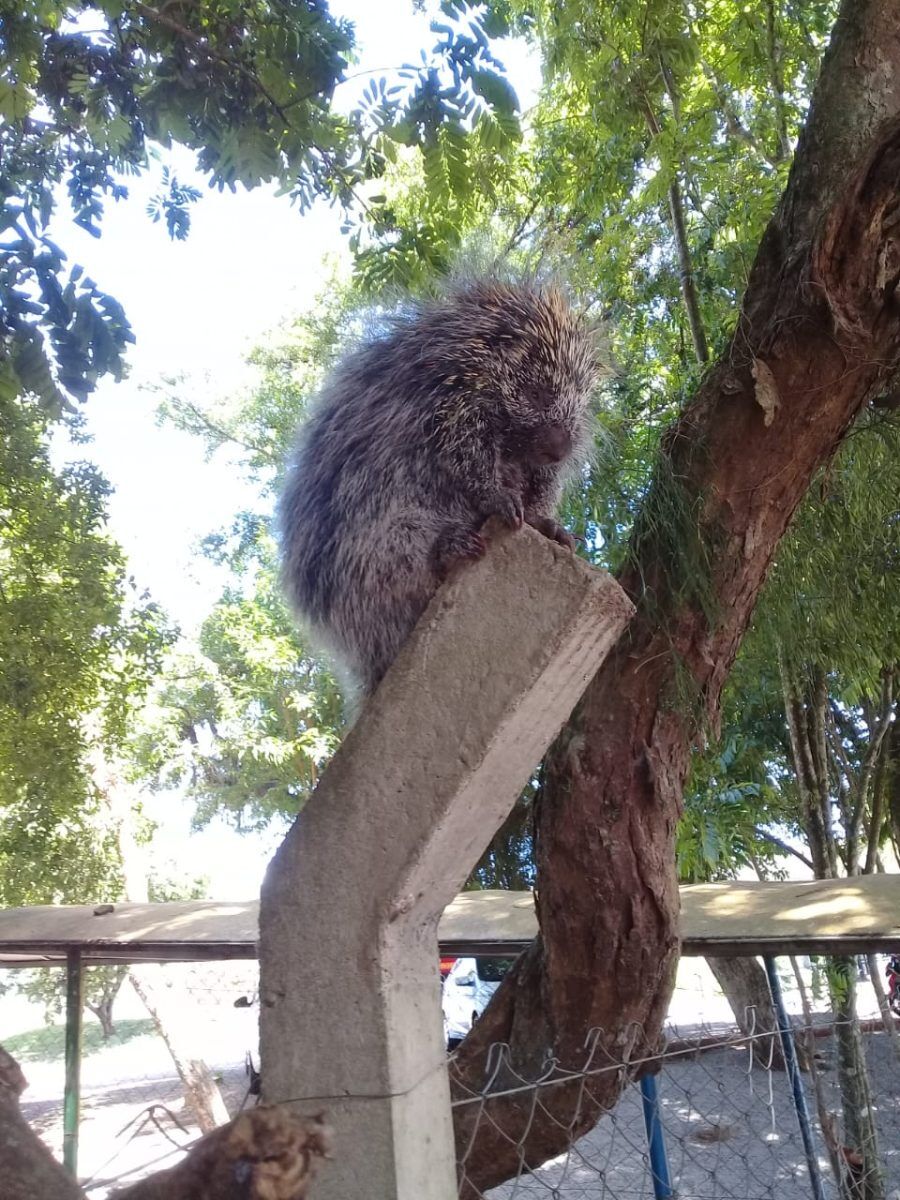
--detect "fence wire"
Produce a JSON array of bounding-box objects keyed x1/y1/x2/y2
[{"x1": 455, "y1": 1015, "x2": 900, "y2": 1199}]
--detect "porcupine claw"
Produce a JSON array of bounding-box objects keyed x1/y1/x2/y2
[
  {"x1": 529, "y1": 515, "x2": 578, "y2": 552},
  {"x1": 493, "y1": 492, "x2": 526, "y2": 531},
  {"x1": 432, "y1": 528, "x2": 488, "y2": 580}
]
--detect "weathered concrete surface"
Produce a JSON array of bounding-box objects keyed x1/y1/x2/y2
[{"x1": 258, "y1": 524, "x2": 634, "y2": 1200}]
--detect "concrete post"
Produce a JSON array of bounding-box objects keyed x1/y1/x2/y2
[{"x1": 258, "y1": 525, "x2": 634, "y2": 1200}]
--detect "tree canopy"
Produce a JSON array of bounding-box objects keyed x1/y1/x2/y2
[
  {"x1": 0, "y1": 0, "x2": 523, "y2": 886},
  {"x1": 0, "y1": 392, "x2": 173, "y2": 904},
  {"x1": 0, "y1": 0, "x2": 522, "y2": 410}
]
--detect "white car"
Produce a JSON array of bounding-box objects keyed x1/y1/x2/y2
[{"x1": 442, "y1": 956, "x2": 516, "y2": 1048}]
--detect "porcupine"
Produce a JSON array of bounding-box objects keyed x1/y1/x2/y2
[{"x1": 278, "y1": 278, "x2": 601, "y2": 705}]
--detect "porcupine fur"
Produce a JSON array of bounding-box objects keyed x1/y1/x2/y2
[{"x1": 278, "y1": 277, "x2": 602, "y2": 707}]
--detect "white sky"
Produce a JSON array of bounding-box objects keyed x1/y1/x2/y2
[{"x1": 48, "y1": 2, "x2": 541, "y2": 897}]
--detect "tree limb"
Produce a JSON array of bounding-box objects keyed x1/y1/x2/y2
[
  {"x1": 850, "y1": 670, "x2": 896, "y2": 863},
  {"x1": 753, "y1": 827, "x2": 815, "y2": 871},
  {"x1": 451, "y1": 2, "x2": 900, "y2": 1189}
]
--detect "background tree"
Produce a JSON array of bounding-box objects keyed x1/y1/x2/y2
[
  {"x1": 2, "y1": 0, "x2": 523, "y2": 858},
  {"x1": 0, "y1": 391, "x2": 173, "y2": 906}
]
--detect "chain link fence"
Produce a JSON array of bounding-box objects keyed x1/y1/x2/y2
[
  {"x1": 458, "y1": 1016, "x2": 899, "y2": 1199},
  {"x1": 2, "y1": 953, "x2": 898, "y2": 1198}
]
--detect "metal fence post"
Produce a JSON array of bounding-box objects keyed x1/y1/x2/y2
[
  {"x1": 639, "y1": 1074, "x2": 674, "y2": 1199},
  {"x1": 763, "y1": 955, "x2": 827, "y2": 1200},
  {"x1": 63, "y1": 947, "x2": 83, "y2": 1177}
]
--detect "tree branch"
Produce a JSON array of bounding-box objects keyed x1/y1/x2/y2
[
  {"x1": 764, "y1": 0, "x2": 792, "y2": 162},
  {"x1": 753, "y1": 827, "x2": 815, "y2": 871},
  {"x1": 452, "y1": 2, "x2": 900, "y2": 1188},
  {"x1": 850, "y1": 670, "x2": 896, "y2": 863},
  {"x1": 1, "y1": 1043, "x2": 331, "y2": 1200},
  {"x1": 639, "y1": 96, "x2": 709, "y2": 365},
  {"x1": 130, "y1": 2, "x2": 293, "y2": 125},
  {"x1": 699, "y1": 59, "x2": 781, "y2": 169}
]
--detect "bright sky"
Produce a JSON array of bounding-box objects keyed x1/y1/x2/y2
[{"x1": 50, "y1": 2, "x2": 541, "y2": 898}]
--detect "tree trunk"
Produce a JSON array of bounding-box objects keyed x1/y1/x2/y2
[
  {"x1": 706, "y1": 955, "x2": 805, "y2": 1071},
  {"x1": 0, "y1": 1047, "x2": 83, "y2": 1200},
  {"x1": 86, "y1": 997, "x2": 117, "y2": 1040},
  {"x1": 85, "y1": 966, "x2": 128, "y2": 1042},
  {"x1": 451, "y1": 2, "x2": 900, "y2": 1189},
  {"x1": 790, "y1": 954, "x2": 847, "y2": 1184},
  {"x1": 129, "y1": 969, "x2": 230, "y2": 1133},
  {"x1": 830, "y1": 958, "x2": 885, "y2": 1200}
]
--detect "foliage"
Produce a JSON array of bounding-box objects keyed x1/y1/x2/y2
[
  {"x1": 5, "y1": 963, "x2": 130, "y2": 1036},
  {"x1": 0, "y1": 0, "x2": 522, "y2": 409},
  {"x1": 135, "y1": 281, "x2": 355, "y2": 828},
  {"x1": 755, "y1": 413, "x2": 900, "y2": 700},
  {"x1": 677, "y1": 735, "x2": 789, "y2": 883},
  {"x1": 133, "y1": 530, "x2": 343, "y2": 830},
  {"x1": 468, "y1": 783, "x2": 536, "y2": 890},
  {"x1": 0, "y1": 396, "x2": 175, "y2": 905},
  {"x1": 700, "y1": 412, "x2": 900, "y2": 878},
  {"x1": 147, "y1": 866, "x2": 209, "y2": 903}
]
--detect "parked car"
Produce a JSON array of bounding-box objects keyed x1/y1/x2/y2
[{"x1": 442, "y1": 955, "x2": 517, "y2": 1048}]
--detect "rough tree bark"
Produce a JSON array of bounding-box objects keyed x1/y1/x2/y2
[
  {"x1": 451, "y1": 2, "x2": 900, "y2": 1191},
  {"x1": 1, "y1": 1046, "x2": 83, "y2": 1200}
]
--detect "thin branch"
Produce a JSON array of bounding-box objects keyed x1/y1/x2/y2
[
  {"x1": 639, "y1": 94, "x2": 709, "y2": 365},
  {"x1": 131, "y1": 1, "x2": 292, "y2": 123},
  {"x1": 765, "y1": 0, "x2": 792, "y2": 162},
  {"x1": 167, "y1": 399, "x2": 272, "y2": 459},
  {"x1": 754, "y1": 827, "x2": 815, "y2": 871},
  {"x1": 698, "y1": 60, "x2": 781, "y2": 169},
  {"x1": 850, "y1": 670, "x2": 896, "y2": 856}
]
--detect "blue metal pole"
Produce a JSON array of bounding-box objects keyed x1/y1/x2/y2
[
  {"x1": 763, "y1": 956, "x2": 828, "y2": 1200},
  {"x1": 639, "y1": 1073, "x2": 674, "y2": 1199}
]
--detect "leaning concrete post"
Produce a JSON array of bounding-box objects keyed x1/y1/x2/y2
[{"x1": 259, "y1": 525, "x2": 634, "y2": 1200}]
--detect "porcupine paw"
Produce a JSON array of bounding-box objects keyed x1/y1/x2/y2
[
  {"x1": 432, "y1": 527, "x2": 488, "y2": 579},
  {"x1": 490, "y1": 492, "x2": 525, "y2": 530},
  {"x1": 528, "y1": 515, "x2": 578, "y2": 551}
]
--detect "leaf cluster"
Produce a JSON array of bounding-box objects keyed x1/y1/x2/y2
[{"x1": 131, "y1": 522, "x2": 343, "y2": 830}]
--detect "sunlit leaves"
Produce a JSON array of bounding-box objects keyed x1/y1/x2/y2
[
  {"x1": 133, "y1": 532, "x2": 344, "y2": 832},
  {"x1": 0, "y1": 0, "x2": 358, "y2": 404},
  {"x1": 0, "y1": 395, "x2": 175, "y2": 903}
]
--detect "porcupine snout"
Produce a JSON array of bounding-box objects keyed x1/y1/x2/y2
[
  {"x1": 542, "y1": 424, "x2": 573, "y2": 462},
  {"x1": 524, "y1": 423, "x2": 573, "y2": 466}
]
